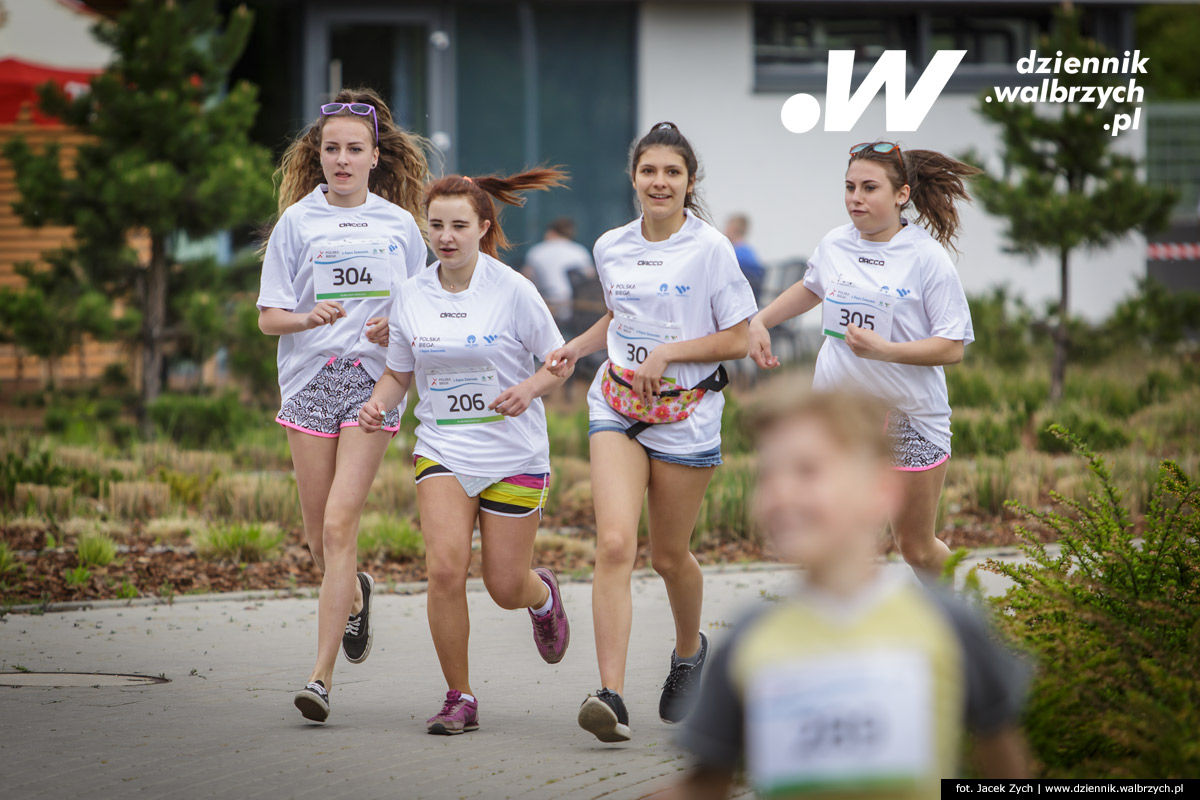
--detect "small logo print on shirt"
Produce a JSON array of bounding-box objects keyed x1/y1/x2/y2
[
  {"x1": 339, "y1": 222, "x2": 368, "y2": 228},
  {"x1": 896, "y1": 288, "x2": 911, "y2": 297},
  {"x1": 858, "y1": 257, "x2": 885, "y2": 266},
  {"x1": 467, "y1": 335, "x2": 476, "y2": 344},
  {"x1": 388, "y1": 243, "x2": 398, "y2": 254},
  {"x1": 483, "y1": 335, "x2": 500, "y2": 345},
  {"x1": 674, "y1": 285, "x2": 691, "y2": 296},
  {"x1": 658, "y1": 283, "x2": 670, "y2": 296},
  {"x1": 440, "y1": 312, "x2": 467, "y2": 318},
  {"x1": 639, "y1": 260, "x2": 664, "y2": 266}
]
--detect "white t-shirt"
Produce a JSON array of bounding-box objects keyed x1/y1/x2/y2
[
  {"x1": 585, "y1": 213, "x2": 759, "y2": 455},
  {"x1": 802, "y1": 221, "x2": 974, "y2": 453},
  {"x1": 386, "y1": 253, "x2": 565, "y2": 477},
  {"x1": 257, "y1": 185, "x2": 428, "y2": 404},
  {"x1": 524, "y1": 237, "x2": 593, "y2": 319}
]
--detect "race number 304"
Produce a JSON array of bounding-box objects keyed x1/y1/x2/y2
[
  {"x1": 312, "y1": 239, "x2": 393, "y2": 301},
  {"x1": 822, "y1": 283, "x2": 895, "y2": 342}
]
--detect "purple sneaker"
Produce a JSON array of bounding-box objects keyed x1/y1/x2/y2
[
  {"x1": 426, "y1": 690, "x2": 479, "y2": 735},
  {"x1": 529, "y1": 567, "x2": 570, "y2": 664}
]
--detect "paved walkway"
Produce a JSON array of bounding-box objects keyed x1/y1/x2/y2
[{"x1": 0, "y1": 554, "x2": 1030, "y2": 800}]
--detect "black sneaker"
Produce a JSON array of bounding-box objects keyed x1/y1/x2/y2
[
  {"x1": 294, "y1": 680, "x2": 330, "y2": 722},
  {"x1": 342, "y1": 572, "x2": 374, "y2": 664},
  {"x1": 659, "y1": 631, "x2": 708, "y2": 723},
  {"x1": 578, "y1": 688, "x2": 631, "y2": 743}
]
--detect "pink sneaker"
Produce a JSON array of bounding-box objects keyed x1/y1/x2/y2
[
  {"x1": 529, "y1": 567, "x2": 570, "y2": 664},
  {"x1": 426, "y1": 690, "x2": 479, "y2": 735}
]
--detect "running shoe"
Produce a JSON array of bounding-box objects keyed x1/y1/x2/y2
[
  {"x1": 659, "y1": 631, "x2": 708, "y2": 723},
  {"x1": 342, "y1": 572, "x2": 374, "y2": 663},
  {"x1": 578, "y1": 688, "x2": 631, "y2": 743},
  {"x1": 293, "y1": 680, "x2": 330, "y2": 722},
  {"x1": 426, "y1": 690, "x2": 479, "y2": 735},
  {"x1": 529, "y1": 567, "x2": 570, "y2": 664}
]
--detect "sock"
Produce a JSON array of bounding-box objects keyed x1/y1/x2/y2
[
  {"x1": 530, "y1": 576, "x2": 554, "y2": 616},
  {"x1": 459, "y1": 692, "x2": 476, "y2": 704}
]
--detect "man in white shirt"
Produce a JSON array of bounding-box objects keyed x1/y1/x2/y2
[{"x1": 522, "y1": 217, "x2": 594, "y2": 325}]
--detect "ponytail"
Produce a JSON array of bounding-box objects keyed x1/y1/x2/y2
[
  {"x1": 269, "y1": 87, "x2": 432, "y2": 241},
  {"x1": 629, "y1": 121, "x2": 709, "y2": 222},
  {"x1": 850, "y1": 143, "x2": 980, "y2": 253},
  {"x1": 425, "y1": 167, "x2": 568, "y2": 258}
]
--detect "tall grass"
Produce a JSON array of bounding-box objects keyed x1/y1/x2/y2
[
  {"x1": 205, "y1": 474, "x2": 300, "y2": 530},
  {"x1": 357, "y1": 513, "x2": 424, "y2": 561},
  {"x1": 76, "y1": 531, "x2": 117, "y2": 568},
  {"x1": 194, "y1": 522, "x2": 283, "y2": 562}
]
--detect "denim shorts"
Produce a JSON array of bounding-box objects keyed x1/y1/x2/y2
[{"x1": 587, "y1": 421, "x2": 723, "y2": 468}]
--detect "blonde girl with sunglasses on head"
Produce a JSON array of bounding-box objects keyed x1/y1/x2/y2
[
  {"x1": 749, "y1": 141, "x2": 979, "y2": 580},
  {"x1": 256, "y1": 87, "x2": 430, "y2": 723}
]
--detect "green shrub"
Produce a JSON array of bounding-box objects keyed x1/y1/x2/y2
[
  {"x1": 966, "y1": 287, "x2": 1033, "y2": 368},
  {"x1": 148, "y1": 391, "x2": 251, "y2": 449},
  {"x1": 694, "y1": 457, "x2": 758, "y2": 544},
  {"x1": 946, "y1": 368, "x2": 996, "y2": 408},
  {"x1": 64, "y1": 565, "x2": 91, "y2": 586},
  {"x1": 545, "y1": 407, "x2": 590, "y2": 460},
  {"x1": 1036, "y1": 406, "x2": 1129, "y2": 452},
  {"x1": 357, "y1": 513, "x2": 424, "y2": 561},
  {"x1": 194, "y1": 522, "x2": 283, "y2": 562},
  {"x1": 1063, "y1": 374, "x2": 1144, "y2": 418},
  {"x1": 0, "y1": 540, "x2": 25, "y2": 577},
  {"x1": 76, "y1": 531, "x2": 117, "y2": 568},
  {"x1": 0, "y1": 447, "x2": 70, "y2": 508},
  {"x1": 986, "y1": 426, "x2": 1200, "y2": 777},
  {"x1": 952, "y1": 409, "x2": 1021, "y2": 456}
]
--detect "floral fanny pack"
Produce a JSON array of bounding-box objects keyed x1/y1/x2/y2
[{"x1": 600, "y1": 362, "x2": 730, "y2": 438}]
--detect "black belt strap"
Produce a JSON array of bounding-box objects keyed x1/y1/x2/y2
[{"x1": 614, "y1": 364, "x2": 730, "y2": 440}]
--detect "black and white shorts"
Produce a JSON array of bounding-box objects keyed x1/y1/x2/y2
[
  {"x1": 276, "y1": 356, "x2": 400, "y2": 438},
  {"x1": 886, "y1": 410, "x2": 950, "y2": 471}
]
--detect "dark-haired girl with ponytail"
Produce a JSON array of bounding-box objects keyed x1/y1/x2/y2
[
  {"x1": 360, "y1": 168, "x2": 571, "y2": 735},
  {"x1": 257, "y1": 88, "x2": 430, "y2": 724},
  {"x1": 547, "y1": 122, "x2": 757, "y2": 742},
  {"x1": 750, "y1": 142, "x2": 979, "y2": 579}
]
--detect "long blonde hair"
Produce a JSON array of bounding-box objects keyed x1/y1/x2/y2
[{"x1": 270, "y1": 87, "x2": 432, "y2": 237}]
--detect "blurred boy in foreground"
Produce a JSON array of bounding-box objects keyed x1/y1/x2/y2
[{"x1": 662, "y1": 391, "x2": 1029, "y2": 799}]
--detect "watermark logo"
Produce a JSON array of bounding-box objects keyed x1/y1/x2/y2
[{"x1": 781, "y1": 50, "x2": 966, "y2": 134}]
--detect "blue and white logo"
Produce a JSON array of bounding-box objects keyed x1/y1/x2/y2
[
  {"x1": 466, "y1": 334, "x2": 477, "y2": 345},
  {"x1": 896, "y1": 288, "x2": 911, "y2": 298},
  {"x1": 674, "y1": 285, "x2": 691, "y2": 297},
  {"x1": 388, "y1": 243, "x2": 398, "y2": 254},
  {"x1": 483, "y1": 334, "x2": 499, "y2": 345},
  {"x1": 658, "y1": 283, "x2": 669, "y2": 296}
]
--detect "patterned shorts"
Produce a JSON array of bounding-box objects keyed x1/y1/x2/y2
[
  {"x1": 276, "y1": 356, "x2": 400, "y2": 438},
  {"x1": 886, "y1": 411, "x2": 950, "y2": 471},
  {"x1": 413, "y1": 456, "x2": 550, "y2": 518}
]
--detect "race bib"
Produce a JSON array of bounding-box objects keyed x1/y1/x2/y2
[
  {"x1": 822, "y1": 283, "x2": 895, "y2": 341},
  {"x1": 607, "y1": 313, "x2": 682, "y2": 381},
  {"x1": 746, "y1": 650, "x2": 932, "y2": 796},
  {"x1": 312, "y1": 239, "x2": 393, "y2": 301},
  {"x1": 427, "y1": 366, "x2": 504, "y2": 426}
]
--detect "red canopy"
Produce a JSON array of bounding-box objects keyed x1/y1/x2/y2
[{"x1": 0, "y1": 57, "x2": 99, "y2": 125}]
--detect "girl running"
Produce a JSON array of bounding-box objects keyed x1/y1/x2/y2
[
  {"x1": 749, "y1": 141, "x2": 978, "y2": 577},
  {"x1": 359, "y1": 168, "x2": 572, "y2": 735},
  {"x1": 546, "y1": 122, "x2": 758, "y2": 742},
  {"x1": 256, "y1": 88, "x2": 431, "y2": 723}
]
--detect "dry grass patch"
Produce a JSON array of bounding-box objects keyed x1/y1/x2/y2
[
  {"x1": 14, "y1": 483, "x2": 75, "y2": 517},
  {"x1": 105, "y1": 481, "x2": 171, "y2": 520},
  {"x1": 144, "y1": 516, "x2": 208, "y2": 544},
  {"x1": 205, "y1": 473, "x2": 300, "y2": 529}
]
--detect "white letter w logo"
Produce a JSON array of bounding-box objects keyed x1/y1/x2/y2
[{"x1": 781, "y1": 50, "x2": 966, "y2": 133}]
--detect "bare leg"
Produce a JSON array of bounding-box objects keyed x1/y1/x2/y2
[
  {"x1": 646, "y1": 460, "x2": 715, "y2": 660},
  {"x1": 417, "y1": 476, "x2": 479, "y2": 695},
  {"x1": 890, "y1": 461, "x2": 952, "y2": 577},
  {"x1": 306, "y1": 427, "x2": 391, "y2": 688},
  {"x1": 478, "y1": 511, "x2": 549, "y2": 611},
  {"x1": 589, "y1": 432, "x2": 651, "y2": 695}
]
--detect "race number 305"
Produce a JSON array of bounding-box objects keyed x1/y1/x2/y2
[{"x1": 822, "y1": 283, "x2": 895, "y2": 342}]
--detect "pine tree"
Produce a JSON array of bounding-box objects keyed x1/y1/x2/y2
[
  {"x1": 2, "y1": 0, "x2": 274, "y2": 433},
  {"x1": 966, "y1": 4, "x2": 1175, "y2": 402}
]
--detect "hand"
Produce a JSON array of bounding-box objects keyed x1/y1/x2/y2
[
  {"x1": 545, "y1": 344, "x2": 578, "y2": 378},
  {"x1": 490, "y1": 383, "x2": 535, "y2": 417},
  {"x1": 632, "y1": 348, "x2": 668, "y2": 404},
  {"x1": 358, "y1": 398, "x2": 387, "y2": 433},
  {"x1": 748, "y1": 317, "x2": 779, "y2": 369},
  {"x1": 304, "y1": 301, "x2": 346, "y2": 329},
  {"x1": 365, "y1": 316, "x2": 389, "y2": 347},
  {"x1": 844, "y1": 324, "x2": 892, "y2": 361}
]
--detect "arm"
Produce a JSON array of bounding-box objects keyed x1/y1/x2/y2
[
  {"x1": 972, "y1": 726, "x2": 1030, "y2": 779},
  {"x1": 358, "y1": 368, "x2": 413, "y2": 433},
  {"x1": 545, "y1": 310, "x2": 613, "y2": 377},
  {"x1": 748, "y1": 284, "x2": 822, "y2": 369},
  {"x1": 633, "y1": 319, "x2": 749, "y2": 402},
  {"x1": 258, "y1": 302, "x2": 346, "y2": 336},
  {"x1": 645, "y1": 768, "x2": 735, "y2": 800},
  {"x1": 843, "y1": 327, "x2": 964, "y2": 366},
  {"x1": 491, "y1": 363, "x2": 567, "y2": 417}
]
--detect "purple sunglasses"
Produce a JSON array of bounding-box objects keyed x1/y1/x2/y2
[{"x1": 320, "y1": 102, "x2": 378, "y2": 142}]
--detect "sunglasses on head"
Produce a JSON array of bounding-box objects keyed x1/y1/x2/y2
[
  {"x1": 849, "y1": 141, "x2": 908, "y2": 185},
  {"x1": 321, "y1": 102, "x2": 378, "y2": 143}
]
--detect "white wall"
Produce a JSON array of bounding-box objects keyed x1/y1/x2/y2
[
  {"x1": 637, "y1": 2, "x2": 1147, "y2": 321},
  {"x1": 0, "y1": 0, "x2": 111, "y2": 70}
]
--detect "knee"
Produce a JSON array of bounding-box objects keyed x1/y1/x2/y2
[
  {"x1": 427, "y1": 557, "x2": 468, "y2": 592},
  {"x1": 594, "y1": 530, "x2": 636, "y2": 571},
  {"x1": 483, "y1": 573, "x2": 526, "y2": 610},
  {"x1": 893, "y1": 531, "x2": 940, "y2": 571},
  {"x1": 650, "y1": 550, "x2": 692, "y2": 580}
]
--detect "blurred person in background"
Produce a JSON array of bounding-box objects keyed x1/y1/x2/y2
[
  {"x1": 724, "y1": 214, "x2": 764, "y2": 302},
  {"x1": 659, "y1": 389, "x2": 1029, "y2": 799},
  {"x1": 523, "y1": 216, "x2": 594, "y2": 325}
]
